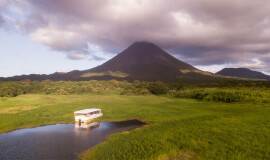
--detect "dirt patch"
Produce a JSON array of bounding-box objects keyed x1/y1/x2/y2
[{"x1": 0, "y1": 106, "x2": 39, "y2": 114}]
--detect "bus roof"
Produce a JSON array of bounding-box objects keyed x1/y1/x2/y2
[{"x1": 74, "y1": 108, "x2": 101, "y2": 114}]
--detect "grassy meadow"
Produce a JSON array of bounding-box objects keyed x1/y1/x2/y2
[{"x1": 0, "y1": 93, "x2": 269, "y2": 160}]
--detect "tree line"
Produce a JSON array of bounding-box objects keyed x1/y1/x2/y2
[{"x1": 0, "y1": 79, "x2": 269, "y2": 104}]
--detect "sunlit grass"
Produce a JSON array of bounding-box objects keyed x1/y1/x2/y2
[
  {"x1": 80, "y1": 71, "x2": 129, "y2": 78},
  {"x1": 0, "y1": 94, "x2": 269, "y2": 159}
]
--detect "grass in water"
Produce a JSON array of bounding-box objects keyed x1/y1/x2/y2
[{"x1": 0, "y1": 94, "x2": 269, "y2": 159}]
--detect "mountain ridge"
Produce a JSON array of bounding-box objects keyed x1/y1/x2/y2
[
  {"x1": 1, "y1": 42, "x2": 245, "y2": 82},
  {"x1": 216, "y1": 68, "x2": 270, "y2": 81}
]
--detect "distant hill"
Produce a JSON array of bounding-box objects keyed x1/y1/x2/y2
[
  {"x1": 3, "y1": 41, "x2": 235, "y2": 82},
  {"x1": 216, "y1": 68, "x2": 270, "y2": 81}
]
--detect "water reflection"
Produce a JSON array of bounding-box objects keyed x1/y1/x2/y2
[
  {"x1": 0, "y1": 120, "x2": 144, "y2": 160},
  {"x1": 75, "y1": 122, "x2": 100, "y2": 129}
]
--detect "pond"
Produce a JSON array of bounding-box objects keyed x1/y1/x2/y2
[{"x1": 0, "y1": 120, "x2": 144, "y2": 160}]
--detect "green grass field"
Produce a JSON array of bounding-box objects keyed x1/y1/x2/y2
[{"x1": 0, "y1": 94, "x2": 269, "y2": 159}]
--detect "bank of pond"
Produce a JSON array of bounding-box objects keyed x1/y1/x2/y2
[{"x1": 0, "y1": 120, "x2": 145, "y2": 160}]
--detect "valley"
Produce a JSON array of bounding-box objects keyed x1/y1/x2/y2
[
  {"x1": 1, "y1": 41, "x2": 270, "y2": 159},
  {"x1": 2, "y1": 1, "x2": 270, "y2": 159},
  {"x1": 0, "y1": 94, "x2": 269, "y2": 159}
]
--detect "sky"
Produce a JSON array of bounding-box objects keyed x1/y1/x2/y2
[{"x1": 1, "y1": 0, "x2": 270, "y2": 77}]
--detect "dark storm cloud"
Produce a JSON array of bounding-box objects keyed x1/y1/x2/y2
[
  {"x1": 0, "y1": 0, "x2": 7, "y2": 26},
  {"x1": 0, "y1": 15, "x2": 3, "y2": 25},
  {"x1": 169, "y1": 46, "x2": 235, "y2": 65},
  {"x1": 89, "y1": 55, "x2": 106, "y2": 62},
  {"x1": 1, "y1": 0, "x2": 270, "y2": 73}
]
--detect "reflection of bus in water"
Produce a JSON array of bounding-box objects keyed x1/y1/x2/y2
[
  {"x1": 75, "y1": 122, "x2": 100, "y2": 129},
  {"x1": 74, "y1": 108, "x2": 103, "y2": 125}
]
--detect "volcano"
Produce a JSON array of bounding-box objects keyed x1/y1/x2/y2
[
  {"x1": 82, "y1": 41, "x2": 198, "y2": 81},
  {"x1": 3, "y1": 41, "x2": 225, "y2": 82}
]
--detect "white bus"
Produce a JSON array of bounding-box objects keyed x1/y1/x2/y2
[{"x1": 74, "y1": 108, "x2": 103, "y2": 125}]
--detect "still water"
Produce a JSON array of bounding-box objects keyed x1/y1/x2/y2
[{"x1": 0, "y1": 120, "x2": 144, "y2": 160}]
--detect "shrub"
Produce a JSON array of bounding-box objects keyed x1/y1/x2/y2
[
  {"x1": 147, "y1": 81, "x2": 169, "y2": 95},
  {"x1": 174, "y1": 88, "x2": 267, "y2": 104},
  {"x1": 121, "y1": 88, "x2": 151, "y2": 95}
]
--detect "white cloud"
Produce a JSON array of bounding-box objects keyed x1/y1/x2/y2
[
  {"x1": 67, "y1": 51, "x2": 87, "y2": 60},
  {"x1": 195, "y1": 64, "x2": 232, "y2": 73},
  {"x1": 30, "y1": 27, "x2": 86, "y2": 51},
  {"x1": 233, "y1": 58, "x2": 267, "y2": 70}
]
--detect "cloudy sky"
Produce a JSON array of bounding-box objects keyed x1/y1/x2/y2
[{"x1": 1, "y1": 0, "x2": 270, "y2": 77}]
